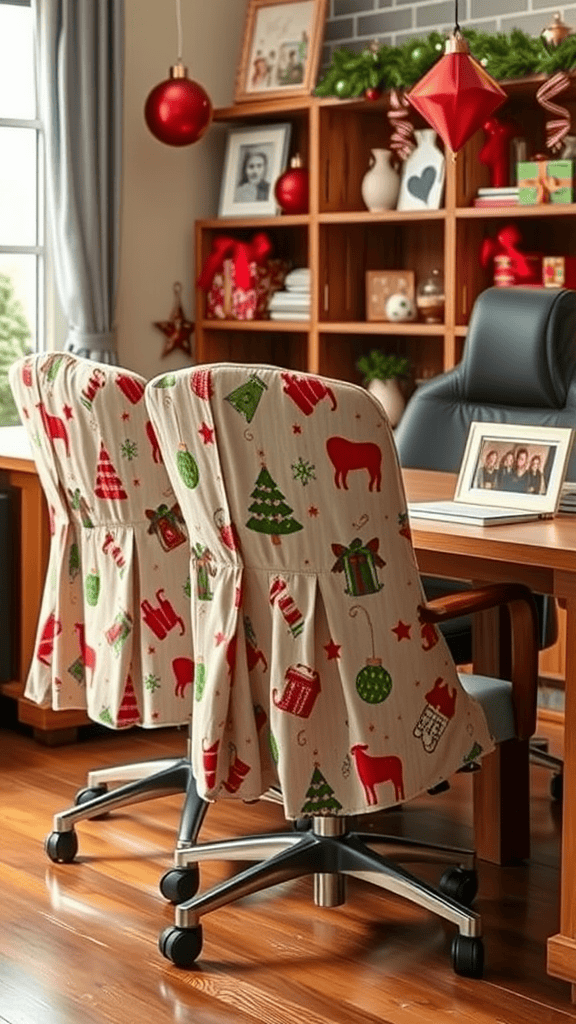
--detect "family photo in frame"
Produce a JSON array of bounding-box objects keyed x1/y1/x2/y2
[{"x1": 235, "y1": 0, "x2": 327, "y2": 103}]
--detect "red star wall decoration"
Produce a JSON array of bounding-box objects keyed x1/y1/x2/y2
[{"x1": 154, "y1": 281, "x2": 195, "y2": 357}]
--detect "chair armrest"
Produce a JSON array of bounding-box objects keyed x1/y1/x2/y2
[{"x1": 419, "y1": 583, "x2": 538, "y2": 741}]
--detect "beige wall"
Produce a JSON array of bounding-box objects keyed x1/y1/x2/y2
[{"x1": 115, "y1": 0, "x2": 247, "y2": 378}]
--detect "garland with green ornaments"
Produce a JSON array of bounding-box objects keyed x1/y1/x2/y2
[{"x1": 315, "y1": 29, "x2": 576, "y2": 100}]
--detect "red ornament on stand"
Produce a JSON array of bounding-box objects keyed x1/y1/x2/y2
[
  {"x1": 274, "y1": 155, "x2": 309, "y2": 214},
  {"x1": 144, "y1": 0, "x2": 212, "y2": 147},
  {"x1": 406, "y1": 1, "x2": 506, "y2": 153}
]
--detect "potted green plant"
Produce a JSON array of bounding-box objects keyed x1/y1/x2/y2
[{"x1": 356, "y1": 349, "x2": 410, "y2": 426}]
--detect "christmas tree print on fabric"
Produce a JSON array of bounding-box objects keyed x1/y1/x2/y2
[
  {"x1": 117, "y1": 674, "x2": 140, "y2": 727},
  {"x1": 246, "y1": 466, "x2": 303, "y2": 546},
  {"x1": 94, "y1": 443, "x2": 127, "y2": 499},
  {"x1": 300, "y1": 765, "x2": 343, "y2": 815},
  {"x1": 225, "y1": 374, "x2": 267, "y2": 423}
]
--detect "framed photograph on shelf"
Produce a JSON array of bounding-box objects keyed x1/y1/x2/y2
[
  {"x1": 218, "y1": 122, "x2": 292, "y2": 217},
  {"x1": 235, "y1": 0, "x2": 327, "y2": 103}
]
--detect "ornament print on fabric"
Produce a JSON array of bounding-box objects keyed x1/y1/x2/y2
[
  {"x1": 141, "y1": 589, "x2": 186, "y2": 640},
  {"x1": 115, "y1": 374, "x2": 145, "y2": 405},
  {"x1": 269, "y1": 576, "x2": 305, "y2": 637},
  {"x1": 326, "y1": 436, "x2": 382, "y2": 491},
  {"x1": 273, "y1": 663, "x2": 321, "y2": 718},
  {"x1": 413, "y1": 677, "x2": 457, "y2": 752},
  {"x1": 280, "y1": 372, "x2": 337, "y2": 416},
  {"x1": 190, "y1": 368, "x2": 214, "y2": 400},
  {"x1": 214, "y1": 507, "x2": 240, "y2": 551},
  {"x1": 85, "y1": 568, "x2": 101, "y2": 607},
  {"x1": 36, "y1": 402, "x2": 70, "y2": 457},
  {"x1": 172, "y1": 656, "x2": 195, "y2": 698},
  {"x1": 80, "y1": 368, "x2": 106, "y2": 410},
  {"x1": 331, "y1": 537, "x2": 385, "y2": 596},
  {"x1": 68, "y1": 543, "x2": 80, "y2": 581},
  {"x1": 94, "y1": 443, "x2": 127, "y2": 499},
  {"x1": 44, "y1": 353, "x2": 65, "y2": 383},
  {"x1": 175, "y1": 443, "x2": 200, "y2": 489},
  {"x1": 102, "y1": 532, "x2": 126, "y2": 576},
  {"x1": 350, "y1": 744, "x2": 405, "y2": 805},
  {"x1": 349, "y1": 604, "x2": 392, "y2": 704},
  {"x1": 146, "y1": 503, "x2": 187, "y2": 551},
  {"x1": 246, "y1": 466, "x2": 303, "y2": 545},
  {"x1": 193, "y1": 544, "x2": 216, "y2": 601},
  {"x1": 225, "y1": 373, "x2": 268, "y2": 422},
  {"x1": 300, "y1": 765, "x2": 343, "y2": 815},
  {"x1": 67, "y1": 488, "x2": 94, "y2": 527}
]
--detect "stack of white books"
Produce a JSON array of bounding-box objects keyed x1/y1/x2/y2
[
  {"x1": 559, "y1": 482, "x2": 576, "y2": 514},
  {"x1": 268, "y1": 267, "x2": 310, "y2": 321},
  {"x1": 473, "y1": 186, "x2": 519, "y2": 208}
]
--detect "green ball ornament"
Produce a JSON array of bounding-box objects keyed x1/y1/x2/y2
[
  {"x1": 356, "y1": 658, "x2": 392, "y2": 704},
  {"x1": 194, "y1": 661, "x2": 206, "y2": 701},
  {"x1": 85, "y1": 568, "x2": 100, "y2": 607},
  {"x1": 176, "y1": 442, "x2": 199, "y2": 489},
  {"x1": 334, "y1": 78, "x2": 351, "y2": 98}
]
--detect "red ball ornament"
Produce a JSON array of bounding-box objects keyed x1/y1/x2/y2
[
  {"x1": 364, "y1": 87, "x2": 382, "y2": 101},
  {"x1": 145, "y1": 64, "x2": 212, "y2": 147},
  {"x1": 274, "y1": 155, "x2": 309, "y2": 215}
]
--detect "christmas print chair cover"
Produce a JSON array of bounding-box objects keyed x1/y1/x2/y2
[
  {"x1": 9, "y1": 353, "x2": 194, "y2": 729},
  {"x1": 145, "y1": 364, "x2": 494, "y2": 818}
]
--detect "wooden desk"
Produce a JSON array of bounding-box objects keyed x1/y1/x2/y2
[
  {"x1": 405, "y1": 469, "x2": 576, "y2": 998},
  {"x1": 0, "y1": 427, "x2": 89, "y2": 744}
]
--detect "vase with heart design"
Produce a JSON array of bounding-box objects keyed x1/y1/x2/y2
[
  {"x1": 397, "y1": 129, "x2": 446, "y2": 212},
  {"x1": 361, "y1": 148, "x2": 401, "y2": 212}
]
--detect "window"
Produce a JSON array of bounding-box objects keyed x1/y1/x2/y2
[{"x1": 0, "y1": 0, "x2": 43, "y2": 426}]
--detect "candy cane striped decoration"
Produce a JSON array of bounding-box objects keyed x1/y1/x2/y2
[
  {"x1": 536, "y1": 71, "x2": 571, "y2": 153},
  {"x1": 388, "y1": 89, "x2": 415, "y2": 162}
]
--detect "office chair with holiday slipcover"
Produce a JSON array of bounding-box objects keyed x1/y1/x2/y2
[
  {"x1": 395, "y1": 286, "x2": 576, "y2": 798},
  {"x1": 145, "y1": 363, "x2": 538, "y2": 977},
  {"x1": 9, "y1": 353, "x2": 206, "y2": 864}
]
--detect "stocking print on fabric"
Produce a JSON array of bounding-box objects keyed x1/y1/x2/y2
[
  {"x1": 9, "y1": 354, "x2": 193, "y2": 730},
  {"x1": 145, "y1": 364, "x2": 494, "y2": 819}
]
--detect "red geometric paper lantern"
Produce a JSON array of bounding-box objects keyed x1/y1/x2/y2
[{"x1": 406, "y1": 31, "x2": 506, "y2": 154}]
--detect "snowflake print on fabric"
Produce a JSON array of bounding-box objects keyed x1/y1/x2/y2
[
  {"x1": 121, "y1": 438, "x2": 138, "y2": 461},
  {"x1": 145, "y1": 673, "x2": 161, "y2": 693},
  {"x1": 291, "y1": 456, "x2": 316, "y2": 486}
]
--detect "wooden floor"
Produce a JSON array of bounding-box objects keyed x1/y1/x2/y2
[{"x1": 1, "y1": 714, "x2": 574, "y2": 1024}]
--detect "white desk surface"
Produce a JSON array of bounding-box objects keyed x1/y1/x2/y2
[{"x1": 0, "y1": 426, "x2": 33, "y2": 462}]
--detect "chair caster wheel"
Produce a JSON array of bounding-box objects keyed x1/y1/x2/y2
[
  {"x1": 551, "y1": 773, "x2": 563, "y2": 802},
  {"x1": 293, "y1": 817, "x2": 312, "y2": 832},
  {"x1": 159, "y1": 866, "x2": 200, "y2": 904},
  {"x1": 45, "y1": 829, "x2": 78, "y2": 864},
  {"x1": 439, "y1": 867, "x2": 478, "y2": 906},
  {"x1": 451, "y1": 934, "x2": 484, "y2": 978},
  {"x1": 75, "y1": 784, "x2": 110, "y2": 819},
  {"x1": 159, "y1": 924, "x2": 203, "y2": 967}
]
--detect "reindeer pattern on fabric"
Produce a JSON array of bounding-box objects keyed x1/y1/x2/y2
[
  {"x1": 145, "y1": 364, "x2": 494, "y2": 819},
  {"x1": 10, "y1": 354, "x2": 193, "y2": 729}
]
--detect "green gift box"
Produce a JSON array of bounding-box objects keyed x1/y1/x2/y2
[{"x1": 517, "y1": 159, "x2": 574, "y2": 205}]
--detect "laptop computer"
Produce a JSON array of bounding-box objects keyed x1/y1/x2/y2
[{"x1": 408, "y1": 422, "x2": 574, "y2": 527}]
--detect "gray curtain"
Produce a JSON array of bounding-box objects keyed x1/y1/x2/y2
[{"x1": 32, "y1": 0, "x2": 124, "y2": 363}]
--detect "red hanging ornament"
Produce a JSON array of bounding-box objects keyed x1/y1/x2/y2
[
  {"x1": 274, "y1": 154, "x2": 309, "y2": 214},
  {"x1": 144, "y1": 0, "x2": 212, "y2": 147},
  {"x1": 154, "y1": 282, "x2": 195, "y2": 357},
  {"x1": 406, "y1": 3, "x2": 506, "y2": 154}
]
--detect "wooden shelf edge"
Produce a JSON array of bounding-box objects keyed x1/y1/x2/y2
[
  {"x1": 319, "y1": 209, "x2": 446, "y2": 224},
  {"x1": 319, "y1": 321, "x2": 445, "y2": 336},
  {"x1": 457, "y1": 204, "x2": 576, "y2": 219},
  {"x1": 201, "y1": 318, "x2": 310, "y2": 332},
  {"x1": 197, "y1": 215, "x2": 309, "y2": 229}
]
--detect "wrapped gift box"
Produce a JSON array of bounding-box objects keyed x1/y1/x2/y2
[
  {"x1": 517, "y1": 159, "x2": 574, "y2": 205},
  {"x1": 543, "y1": 255, "x2": 576, "y2": 288},
  {"x1": 206, "y1": 258, "x2": 290, "y2": 320}
]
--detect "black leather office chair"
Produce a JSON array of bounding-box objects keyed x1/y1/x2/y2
[{"x1": 395, "y1": 286, "x2": 576, "y2": 798}]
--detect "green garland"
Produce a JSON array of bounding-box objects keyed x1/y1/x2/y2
[{"x1": 315, "y1": 28, "x2": 576, "y2": 99}]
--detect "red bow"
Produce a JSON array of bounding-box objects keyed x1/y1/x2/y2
[{"x1": 197, "y1": 233, "x2": 272, "y2": 292}]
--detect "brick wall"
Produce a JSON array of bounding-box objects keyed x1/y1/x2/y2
[{"x1": 322, "y1": 2, "x2": 576, "y2": 61}]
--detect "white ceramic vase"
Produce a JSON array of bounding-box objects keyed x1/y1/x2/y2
[
  {"x1": 361, "y1": 149, "x2": 400, "y2": 212},
  {"x1": 397, "y1": 129, "x2": 446, "y2": 212},
  {"x1": 367, "y1": 378, "x2": 405, "y2": 427}
]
